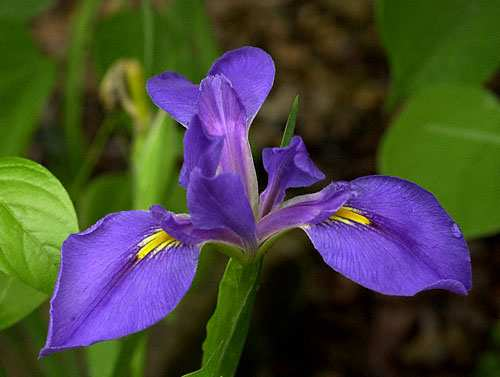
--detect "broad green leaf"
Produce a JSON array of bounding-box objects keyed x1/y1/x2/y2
[
  {"x1": 0, "y1": 0, "x2": 53, "y2": 20},
  {"x1": 0, "y1": 157, "x2": 78, "y2": 293},
  {"x1": 376, "y1": 0, "x2": 500, "y2": 107},
  {"x1": 0, "y1": 271, "x2": 46, "y2": 330},
  {"x1": 0, "y1": 21, "x2": 55, "y2": 156},
  {"x1": 132, "y1": 114, "x2": 180, "y2": 209},
  {"x1": 378, "y1": 85, "x2": 500, "y2": 238},
  {"x1": 184, "y1": 259, "x2": 262, "y2": 377},
  {"x1": 79, "y1": 173, "x2": 132, "y2": 228}
]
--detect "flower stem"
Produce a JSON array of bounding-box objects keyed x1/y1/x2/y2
[
  {"x1": 63, "y1": 0, "x2": 102, "y2": 178},
  {"x1": 183, "y1": 257, "x2": 262, "y2": 377}
]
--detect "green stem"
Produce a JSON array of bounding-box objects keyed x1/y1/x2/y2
[
  {"x1": 255, "y1": 229, "x2": 291, "y2": 260},
  {"x1": 141, "y1": 0, "x2": 154, "y2": 78},
  {"x1": 70, "y1": 114, "x2": 118, "y2": 198},
  {"x1": 109, "y1": 333, "x2": 147, "y2": 377},
  {"x1": 184, "y1": 258, "x2": 262, "y2": 377},
  {"x1": 214, "y1": 243, "x2": 250, "y2": 264},
  {"x1": 64, "y1": 0, "x2": 102, "y2": 177}
]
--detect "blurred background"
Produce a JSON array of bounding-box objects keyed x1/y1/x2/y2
[{"x1": 1, "y1": 0, "x2": 500, "y2": 376}]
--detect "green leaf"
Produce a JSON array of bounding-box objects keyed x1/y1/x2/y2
[
  {"x1": 0, "y1": 157, "x2": 78, "y2": 293},
  {"x1": 86, "y1": 333, "x2": 147, "y2": 377},
  {"x1": 0, "y1": 271, "x2": 46, "y2": 330},
  {"x1": 378, "y1": 85, "x2": 500, "y2": 238},
  {"x1": 132, "y1": 114, "x2": 180, "y2": 209},
  {"x1": 184, "y1": 259, "x2": 262, "y2": 377},
  {"x1": 63, "y1": 0, "x2": 103, "y2": 176},
  {"x1": 87, "y1": 341, "x2": 121, "y2": 377},
  {"x1": 164, "y1": 182, "x2": 187, "y2": 214},
  {"x1": 79, "y1": 173, "x2": 132, "y2": 228},
  {"x1": 376, "y1": 0, "x2": 500, "y2": 107},
  {"x1": 0, "y1": 0, "x2": 53, "y2": 21},
  {"x1": 93, "y1": 9, "x2": 168, "y2": 78},
  {"x1": 163, "y1": 0, "x2": 218, "y2": 80},
  {"x1": 93, "y1": 1, "x2": 217, "y2": 81},
  {"x1": 280, "y1": 95, "x2": 299, "y2": 147},
  {"x1": 0, "y1": 21, "x2": 55, "y2": 157}
]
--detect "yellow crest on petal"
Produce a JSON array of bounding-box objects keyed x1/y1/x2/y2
[
  {"x1": 330, "y1": 207, "x2": 371, "y2": 226},
  {"x1": 136, "y1": 230, "x2": 180, "y2": 261}
]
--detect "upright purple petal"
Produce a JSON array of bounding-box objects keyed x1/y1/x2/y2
[
  {"x1": 198, "y1": 74, "x2": 258, "y2": 206},
  {"x1": 40, "y1": 210, "x2": 199, "y2": 356},
  {"x1": 257, "y1": 182, "x2": 353, "y2": 242},
  {"x1": 303, "y1": 176, "x2": 472, "y2": 296},
  {"x1": 208, "y1": 46, "x2": 275, "y2": 121},
  {"x1": 179, "y1": 115, "x2": 224, "y2": 187},
  {"x1": 187, "y1": 170, "x2": 257, "y2": 250},
  {"x1": 146, "y1": 72, "x2": 198, "y2": 127},
  {"x1": 259, "y1": 136, "x2": 325, "y2": 217}
]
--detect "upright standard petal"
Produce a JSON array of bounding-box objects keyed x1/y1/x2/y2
[
  {"x1": 40, "y1": 210, "x2": 199, "y2": 356},
  {"x1": 259, "y1": 136, "x2": 325, "y2": 217},
  {"x1": 257, "y1": 181, "x2": 353, "y2": 242},
  {"x1": 303, "y1": 176, "x2": 472, "y2": 296},
  {"x1": 198, "y1": 74, "x2": 258, "y2": 206},
  {"x1": 208, "y1": 46, "x2": 275, "y2": 121},
  {"x1": 146, "y1": 72, "x2": 198, "y2": 127},
  {"x1": 187, "y1": 170, "x2": 257, "y2": 250},
  {"x1": 179, "y1": 115, "x2": 223, "y2": 187}
]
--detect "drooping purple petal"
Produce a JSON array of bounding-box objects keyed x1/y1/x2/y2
[
  {"x1": 179, "y1": 115, "x2": 224, "y2": 187},
  {"x1": 257, "y1": 181, "x2": 353, "y2": 242},
  {"x1": 146, "y1": 72, "x2": 198, "y2": 127},
  {"x1": 259, "y1": 136, "x2": 325, "y2": 217},
  {"x1": 150, "y1": 205, "x2": 242, "y2": 247},
  {"x1": 187, "y1": 170, "x2": 257, "y2": 250},
  {"x1": 208, "y1": 46, "x2": 275, "y2": 121},
  {"x1": 198, "y1": 74, "x2": 258, "y2": 206},
  {"x1": 303, "y1": 176, "x2": 472, "y2": 296},
  {"x1": 40, "y1": 210, "x2": 199, "y2": 356}
]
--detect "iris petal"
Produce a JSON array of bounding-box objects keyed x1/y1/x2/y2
[
  {"x1": 40, "y1": 210, "x2": 199, "y2": 356},
  {"x1": 208, "y1": 46, "x2": 275, "y2": 121},
  {"x1": 150, "y1": 205, "x2": 243, "y2": 247},
  {"x1": 257, "y1": 181, "x2": 353, "y2": 241},
  {"x1": 303, "y1": 176, "x2": 472, "y2": 296},
  {"x1": 146, "y1": 46, "x2": 275, "y2": 127},
  {"x1": 146, "y1": 72, "x2": 198, "y2": 127},
  {"x1": 198, "y1": 74, "x2": 258, "y2": 206},
  {"x1": 260, "y1": 136, "x2": 325, "y2": 216},
  {"x1": 179, "y1": 115, "x2": 224, "y2": 188},
  {"x1": 187, "y1": 170, "x2": 257, "y2": 250}
]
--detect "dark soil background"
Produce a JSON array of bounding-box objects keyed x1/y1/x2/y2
[{"x1": 2, "y1": 0, "x2": 499, "y2": 376}]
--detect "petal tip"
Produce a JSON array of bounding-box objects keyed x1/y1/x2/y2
[
  {"x1": 421, "y1": 278, "x2": 472, "y2": 296},
  {"x1": 38, "y1": 345, "x2": 57, "y2": 359}
]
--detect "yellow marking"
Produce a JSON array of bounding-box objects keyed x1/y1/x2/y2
[
  {"x1": 330, "y1": 207, "x2": 371, "y2": 226},
  {"x1": 136, "y1": 230, "x2": 179, "y2": 261}
]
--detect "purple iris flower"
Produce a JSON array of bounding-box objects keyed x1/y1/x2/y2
[{"x1": 40, "y1": 47, "x2": 471, "y2": 356}]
